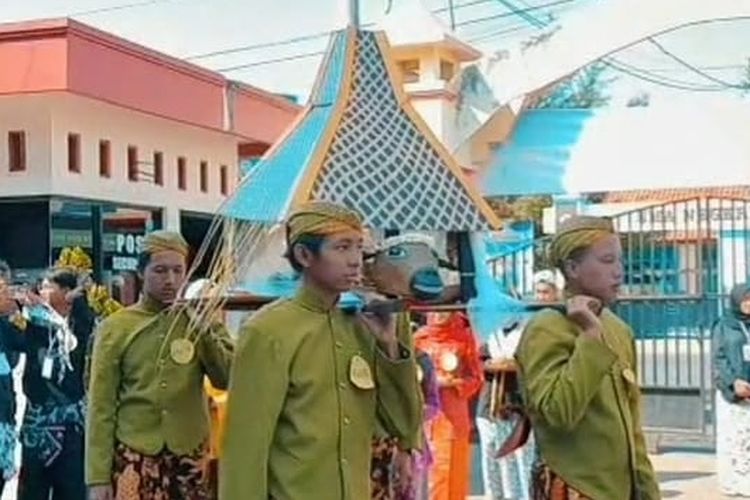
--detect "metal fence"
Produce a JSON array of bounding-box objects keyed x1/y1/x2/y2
[{"x1": 489, "y1": 197, "x2": 750, "y2": 444}]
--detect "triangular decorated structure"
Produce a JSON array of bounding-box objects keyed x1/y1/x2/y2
[{"x1": 224, "y1": 28, "x2": 500, "y2": 232}]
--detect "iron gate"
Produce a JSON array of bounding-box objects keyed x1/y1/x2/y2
[{"x1": 489, "y1": 196, "x2": 750, "y2": 445}]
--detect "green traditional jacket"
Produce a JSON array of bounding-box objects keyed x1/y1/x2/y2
[
  {"x1": 219, "y1": 285, "x2": 422, "y2": 500},
  {"x1": 86, "y1": 296, "x2": 234, "y2": 485},
  {"x1": 516, "y1": 308, "x2": 660, "y2": 500},
  {"x1": 373, "y1": 313, "x2": 422, "y2": 448}
]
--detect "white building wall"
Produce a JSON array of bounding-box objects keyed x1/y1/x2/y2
[{"x1": 0, "y1": 92, "x2": 241, "y2": 229}]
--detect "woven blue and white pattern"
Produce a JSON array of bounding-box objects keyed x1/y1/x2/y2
[{"x1": 311, "y1": 31, "x2": 493, "y2": 231}]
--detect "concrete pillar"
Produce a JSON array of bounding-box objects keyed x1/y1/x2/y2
[{"x1": 163, "y1": 206, "x2": 181, "y2": 233}]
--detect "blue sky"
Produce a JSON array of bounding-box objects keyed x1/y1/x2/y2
[{"x1": 2, "y1": 0, "x2": 749, "y2": 103}]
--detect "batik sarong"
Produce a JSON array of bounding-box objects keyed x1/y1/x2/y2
[
  {"x1": 531, "y1": 462, "x2": 590, "y2": 500},
  {"x1": 112, "y1": 442, "x2": 209, "y2": 500},
  {"x1": 371, "y1": 436, "x2": 399, "y2": 499}
]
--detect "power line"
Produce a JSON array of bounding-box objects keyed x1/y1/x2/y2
[
  {"x1": 217, "y1": 23, "x2": 531, "y2": 73},
  {"x1": 70, "y1": 0, "x2": 180, "y2": 17},
  {"x1": 647, "y1": 37, "x2": 746, "y2": 89},
  {"x1": 629, "y1": 64, "x2": 746, "y2": 73},
  {"x1": 189, "y1": 0, "x2": 574, "y2": 61},
  {"x1": 493, "y1": 0, "x2": 549, "y2": 28},
  {"x1": 218, "y1": 50, "x2": 327, "y2": 72},
  {"x1": 466, "y1": 23, "x2": 532, "y2": 43},
  {"x1": 455, "y1": 0, "x2": 575, "y2": 28},
  {"x1": 189, "y1": 1, "x2": 497, "y2": 60},
  {"x1": 187, "y1": 31, "x2": 335, "y2": 61},
  {"x1": 605, "y1": 58, "x2": 726, "y2": 92},
  {"x1": 434, "y1": 0, "x2": 499, "y2": 14}
]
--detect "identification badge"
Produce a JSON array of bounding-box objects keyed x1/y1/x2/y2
[
  {"x1": 349, "y1": 355, "x2": 375, "y2": 390},
  {"x1": 743, "y1": 345, "x2": 750, "y2": 362},
  {"x1": 41, "y1": 355, "x2": 54, "y2": 380}
]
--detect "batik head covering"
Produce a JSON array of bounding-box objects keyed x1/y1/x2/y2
[
  {"x1": 286, "y1": 201, "x2": 363, "y2": 246},
  {"x1": 141, "y1": 230, "x2": 189, "y2": 257},
  {"x1": 548, "y1": 216, "x2": 615, "y2": 270}
]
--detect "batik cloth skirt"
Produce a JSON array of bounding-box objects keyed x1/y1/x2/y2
[
  {"x1": 112, "y1": 442, "x2": 209, "y2": 500},
  {"x1": 531, "y1": 462, "x2": 590, "y2": 500},
  {"x1": 371, "y1": 436, "x2": 400, "y2": 499}
]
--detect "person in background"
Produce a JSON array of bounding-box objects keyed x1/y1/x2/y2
[
  {"x1": 415, "y1": 312, "x2": 483, "y2": 500},
  {"x1": 476, "y1": 270, "x2": 563, "y2": 500},
  {"x1": 713, "y1": 282, "x2": 750, "y2": 497},
  {"x1": 4, "y1": 268, "x2": 96, "y2": 500},
  {"x1": 531, "y1": 270, "x2": 564, "y2": 304},
  {"x1": 0, "y1": 260, "x2": 21, "y2": 494},
  {"x1": 401, "y1": 348, "x2": 441, "y2": 500},
  {"x1": 86, "y1": 231, "x2": 234, "y2": 500},
  {"x1": 516, "y1": 216, "x2": 659, "y2": 500}
]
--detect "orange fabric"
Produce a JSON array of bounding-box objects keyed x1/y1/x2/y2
[
  {"x1": 425, "y1": 413, "x2": 471, "y2": 500},
  {"x1": 205, "y1": 379, "x2": 227, "y2": 459},
  {"x1": 414, "y1": 313, "x2": 483, "y2": 408},
  {"x1": 415, "y1": 313, "x2": 482, "y2": 500}
]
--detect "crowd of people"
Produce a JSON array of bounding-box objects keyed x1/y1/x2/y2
[{"x1": 0, "y1": 202, "x2": 673, "y2": 500}]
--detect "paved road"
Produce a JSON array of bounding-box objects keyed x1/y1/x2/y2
[{"x1": 469, "y1": 451, "x2": 726, "y2": 500}]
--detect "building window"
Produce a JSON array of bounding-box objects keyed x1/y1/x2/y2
[
  {"x1": 440, "y1": 60, "x2": 455, "y2": 81},
  {"x1": 177, "y1": 157, "x2": 187, "y2": 191},
  {"x1": 127, "y1": 146, "x2": 138, "y2": 182},
  {"x1": 200, "y1": 161, "x2": 208, "y2": 193},
  {"x1": 8, "y1": 131, "x2": 26, "y2": 172},
  {"x1": 99, "y1": 140, "x2": 111, "y2": 178},
  {"x1": 220, "y1": 165, "x2": 229, "y2": 196},
  {"x1": 153, "y1": 151, "x2": 164, "y2": 186},
  {"x1": 67, "y1": 133, "x2": 81, "y2": 173},
  {"x1": 397, "y1": 59, "x2": 420, "y2": 84}
]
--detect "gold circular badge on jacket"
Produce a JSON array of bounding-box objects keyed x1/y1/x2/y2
[
  {"x1": 170, "y1": 338, "x2": 195, "y2": 365},
  {"x1": 349, "y1": 355, "x2": 375, "y2": 390}
]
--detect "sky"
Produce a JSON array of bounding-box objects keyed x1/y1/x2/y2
[{"x1": 1, "y1": 0, "x2": 749, "y2": 103}]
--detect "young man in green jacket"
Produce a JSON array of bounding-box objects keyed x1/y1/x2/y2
[
  {"x1": 220, "y1": 201, "x2": 422, "y2": 500},
  {"x1": 516, "y1": 216, "x2": 660, "y2": 500},
  {"x1": 87, "y1": 231, "x2": 234, "y2": 500}
]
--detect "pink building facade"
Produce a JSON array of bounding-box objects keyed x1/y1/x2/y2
[{"x1": 0, "y1": 18, "x2": 299, "y2": 295}]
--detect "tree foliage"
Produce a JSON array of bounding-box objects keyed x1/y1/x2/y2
[
  {"x1": 488, "y1": 195, "x2": 553, "y2": 234},
  {"x1": 532, "y1": 62, "x2": 614, "y2": 109}
]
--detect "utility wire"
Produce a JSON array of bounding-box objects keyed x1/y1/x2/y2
[
  {"x1": 647, "y1": 37, "x2": 746, "y2": 89},
  {"x1": 190, "y1": 0, "x2": 576, "y2": 61},
  {"x1": 494, "y1": 0, "x2": 548, "y2": 28},
  {"x1": 70, "y1": 0, "x2": 180, "y2": 17},
  {"x1": 217, "y1": 19, "x2": 541, "y2": 73},
  {"x1": 455, "y1": 0, "x2": 575, "y2": 28},
  {"x1": 605, "y1": 58, "x2": 726, "y2": 92}
]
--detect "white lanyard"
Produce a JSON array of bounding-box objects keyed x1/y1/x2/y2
[{"x1": 739, "y1": 320, "x2": 750, "y2": 343}]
